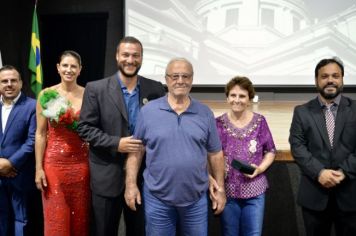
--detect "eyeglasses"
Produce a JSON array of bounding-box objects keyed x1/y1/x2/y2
[
  {"x1": 166, "y1": 73, "x2": 192, "y2": 81},
  {"x1": 0, "y1": 79, "x2": 20, "y2": 85}
]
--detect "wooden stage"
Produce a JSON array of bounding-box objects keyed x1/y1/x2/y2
[{"x1": 201, "y1": 100, "x2": 305, "y2": 161}]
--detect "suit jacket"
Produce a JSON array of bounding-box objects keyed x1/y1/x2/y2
[
  {"x1": 78, "y1": 74, "x2": 165, "y2": 197},
  {"x1": 0, "y1": 93, "x2": 36, "y2": 191},
  {"x1": 289, "y1": 95, "x2": 356, "y2": 211}
]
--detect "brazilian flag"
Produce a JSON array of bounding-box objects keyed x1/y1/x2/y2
[{"x1": 28, "y1": 6, "x2": 43, "y2": 98}]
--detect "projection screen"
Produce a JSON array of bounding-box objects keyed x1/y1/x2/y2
[{"x1": 125, "y1": 0, "x2": 356, "y2": 85}]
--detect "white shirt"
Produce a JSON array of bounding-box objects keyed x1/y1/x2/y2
[{"x1": 1, "y1": 92, "x2": 21, "y2": 132}]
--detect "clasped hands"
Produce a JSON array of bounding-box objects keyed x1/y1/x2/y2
[
  {"x1": 318, "y1": 169, "x2": 345, "y2": 188},
  {"x1": 0, "y1": 158, "x2": 17, "y2": 178},
  {"x1": 209, "y1": 175, "x2": 226, "y2": 215}
]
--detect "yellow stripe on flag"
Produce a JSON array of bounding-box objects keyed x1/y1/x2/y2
[{"x1": 28, "y1": 6, "x2": 43, "y2": 98}]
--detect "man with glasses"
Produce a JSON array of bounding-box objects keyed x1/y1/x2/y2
[
  {"x1": 125, "y1": 58, "x2": 226, "y2": 235},
  {"x1": 0, "y1": 65, "x2": 36, "y2": 236}
]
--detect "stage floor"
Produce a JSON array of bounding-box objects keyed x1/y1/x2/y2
[{"x1": 202, "y1": 100, "x2": 305, "y2": 161}]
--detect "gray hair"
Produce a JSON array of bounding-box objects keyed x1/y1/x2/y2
[{"x1": 165, "y1": 58, "x2": 194, "y2": 75}]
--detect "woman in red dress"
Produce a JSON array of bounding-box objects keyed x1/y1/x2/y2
[{"x1": 35, "y1": 50, "x2": 90, "y2": 236}]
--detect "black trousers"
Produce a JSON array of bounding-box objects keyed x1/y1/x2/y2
[
  {"x1": 302, "y1": 195, "x2": 356, "y2": 236},
  {"x1": 123, "y1": 199, "x2": 145, "y2": 236},
  {"x1": 91, "y1": 193, "x2": 124, "y2": 236},
  {"x1": 123, "y1": 170, "x2": 145, "y2": 236}
]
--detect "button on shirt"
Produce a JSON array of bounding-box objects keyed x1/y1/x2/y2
[
  {"x1": 117, "y1": 76, "x2": 140, "y2": 135},
  {"x1": 1, "y1": 92, "x2": 21, "y2": 132}
]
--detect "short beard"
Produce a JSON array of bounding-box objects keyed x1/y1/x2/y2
[
  {"x1": 118, "y1": 64, "x2": 141, "y2": 78},
  {"x1": 317, "y1": 84, "x2": 343, "y2": 100}
]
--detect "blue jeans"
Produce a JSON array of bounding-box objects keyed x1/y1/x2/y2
[
  {"x1": 220, "y1": 193, "x2": 265, "y2": 236},
  {"x1": 143, "y1": 184, "x2": 208, "y2": 236}
]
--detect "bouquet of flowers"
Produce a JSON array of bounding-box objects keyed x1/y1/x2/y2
[{"x1": 39, "y1": 89, "x2": 78, "y2": 131}]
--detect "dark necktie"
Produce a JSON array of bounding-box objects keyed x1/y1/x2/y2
[{"x1": 324, "y1": 104, "x2": 335, "y2": 147}]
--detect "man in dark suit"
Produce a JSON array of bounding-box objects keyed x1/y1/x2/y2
[
  {"x1": 78, "y1": 36, "x2": 165, "y2": 236},
  {"x1": 289, "y1": 58, "x2": 356, "y2": 236},
  {"x1": 0, "y1": 65, "x2": 37, "y2": 236}
]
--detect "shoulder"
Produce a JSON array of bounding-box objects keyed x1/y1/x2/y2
[
  {"x1": 86, "y1": 77, "x2": 108, "y2": 87},
  {"x1": 253, "y1": 113, "x2": 271, "y2": 130},
  {"x1": 77, "y1": 85, "x2": 85, "y2": 96},
  {"x1": 191, "y1": 98, "x2": 213, "y2": 114},
  {"x1": 83, "y1": 76, "x2": 117, "y2": 97},
  {"x1": 340, "y1": 95, "x2": 356, "y2": 106},
  {"x1": 253, "y1": 112, "x2": 266, "y2": 121},
  {"x1": 293, "y1": 98, "x2": 317, "y2": 113},
  {"x1": 215, "y1": 113, "x2": 225, "y2": 122},
  {"x1": 37, "y1": 84, "x2": 60, "y2": 98},
  {"x1": 141, "y1": 96, "x2": 164, "y2": 111},
  {"x1": 86, "y1": 75, "x2": 115, "y2": 87},
  {"x1": 17, "y1": 93, "x2": 36, "y2": 109},
  {"x1": 139, "y1": 76, "x2": 164, "y2": 87},
  {"x1": 39, "y1": 85, "x2": 58, "y2": 93},
  {"x1": 139, "y1": 75, "x2": 161, "y2": 84},
  {"x1": 23, "y1": 95, "x2": 36, "y2": 105},
  {"x1": 215, "y1": 113, "x2": 227, "y2": 129}
]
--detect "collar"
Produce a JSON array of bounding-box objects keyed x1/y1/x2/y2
[
  {"x1": 159, "y1": 95, "x2": 198, "y2": 114},
  {"x1": 117, "y1": 73, "x2": 140, "y2": 90},
  {"x1": 0, "y1": 92, "x2": 22, "y2": 106},
  {"x1": 317, "y1": 93, "x2": 341, "y2": 108}
]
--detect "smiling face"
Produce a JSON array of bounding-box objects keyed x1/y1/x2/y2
[
  {"x1": 227, "y1": 85, "x2": 250, "y2": 113},
  {"x1": 0, "y1": 69, "x2": 22, "y2": 103},
  {"x1": 315, "y1": 62, "x2": 343, "y2": 101},
  {"x1": 165, "y1": 60, "x2": 193, "y2": 99},
  {"x1": 116, "y1": 42, "x2": 142, "y2": 78},
  {"x1": 56, "y1": 55, "x2": 82, "y2": 83}
]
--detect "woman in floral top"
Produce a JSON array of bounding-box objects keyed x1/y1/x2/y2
[{"x1": 216, "y1": 76, "x2": 276, "y2": 236}]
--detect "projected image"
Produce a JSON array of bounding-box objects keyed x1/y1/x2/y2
[{"x1": 126, "y1": 0, "x2": 356, "y2": 85}]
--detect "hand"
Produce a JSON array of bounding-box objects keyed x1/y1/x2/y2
[
  {"x1": 318, "y1": 169, "x2": 344, "y2": 188},
  {"x1": 335, "y1": 169, "x2": 346, "y2": 182},
  {"x1": 35, "y1": 169, "x2": 47, "y2": 192},
  {"x1": 124, "y1": 184, "x2": 141, "y2": 211},
  {"x1": 244, "y1": 163, "x2": 260, "y2": 179},
  {"x1": 211, "y1": 189, "x2": 226, "y2": 215},
  {"x1": 209, "y1": 175, "x2": 221, "y2": 201},
  {"x1": 3, "y1": 169, "x2": 18, "y2": 178},
  {"x1": 209, "y1": 175, "x2": 226, "y2": 215},
  {"x1": 0, "y1": 158, "x2": 17, "y2": 176},
  {"x1": 118, "y1": 136, "x2": 143, "y2": 153}
]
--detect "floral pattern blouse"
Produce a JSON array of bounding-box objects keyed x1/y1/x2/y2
[{"x1": 216, "y1": 112, "x2": 276, "y2": 199}]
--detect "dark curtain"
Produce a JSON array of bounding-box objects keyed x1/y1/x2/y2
[{"x1": 40, "y1": 13, "x2": 108, "y2": 88}]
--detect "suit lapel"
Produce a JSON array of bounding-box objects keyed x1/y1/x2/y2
[
  {"x1": 139, "y1": 76, "x2": 148, "y2": 108},
  {"x1": 309, "y1": 98, "x2": 332, "y2": 149},
  {"x1": 333, "y1": 96, "x2": 349, "y2": 147},
  {"x1": 108, "y1": 75, "x2": 128, "y2": 122}
]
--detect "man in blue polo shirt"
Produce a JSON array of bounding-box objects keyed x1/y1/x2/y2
[{"x1": 125, "y1": 57, "x2": 226, "y2": 235}]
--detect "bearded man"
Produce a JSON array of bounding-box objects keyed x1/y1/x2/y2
[
  {"x1": 289, "y1": 58, "x2": 356, "y2": 236},
  {"x1": 78, "y1": 36, "x2": 165, "y2": 236}
]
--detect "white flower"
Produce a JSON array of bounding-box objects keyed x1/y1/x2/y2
[
  {"x1": 42, "y1": 96, "x2": 69, "y2": 122},
  {"x1": 249, "y1": 139, "x2": 257, "y2": 153}
]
